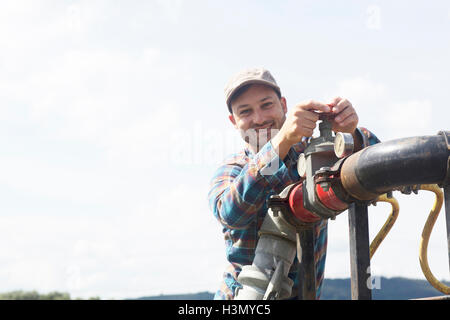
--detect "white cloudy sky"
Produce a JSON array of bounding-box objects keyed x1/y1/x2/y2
[{"x1": 0, "y1": 1, "x2": 449, "y2": 299}]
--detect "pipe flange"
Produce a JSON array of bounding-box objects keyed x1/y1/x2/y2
[
  {"x1": 438, "y1": 130, "x2": 450, "y2": 150},
  {"x1": 437, "y1": 131, "x2": 450, "y2": 187}
]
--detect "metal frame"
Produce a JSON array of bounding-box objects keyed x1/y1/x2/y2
[
  {"x1": 445, "y1": 185, "x2": 450, "y2": 274},
  {"x1": 348, "y1": 202, "x2": 372, "y2": 300},
  {"x1": 296, "y1": 227, "x2": 316, "y2": 300}
]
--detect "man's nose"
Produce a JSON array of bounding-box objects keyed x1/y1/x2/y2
[{"x1": 252, "y1": 111, "x2": 265, "y2": 126}]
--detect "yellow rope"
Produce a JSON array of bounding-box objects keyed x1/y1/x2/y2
[
  {"x1": 370, "y1": 194, "x2": 399, "y2": 259},
  {"x1": 418, "y1": 184, "x2": 450, "y2": 295}
]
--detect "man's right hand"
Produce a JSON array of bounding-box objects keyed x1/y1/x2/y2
[
  {"x1": 281, "y1": 100, "x2": 331, "y2": 144},
  {"x1": 272, "y1": 100, "x2": 331, "y2": 160}
]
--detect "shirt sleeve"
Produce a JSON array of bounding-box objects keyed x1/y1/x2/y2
[
  {"x1": 208, "y1": 141, "x2": 292, "y2": 230},
  {"x1": 355, "y1": 127, "x2": 381, "y2": 147}
]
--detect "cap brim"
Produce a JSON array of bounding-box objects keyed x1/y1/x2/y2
[{"x1": 226, "y1": 79, "x2": 281, "y2": 110}]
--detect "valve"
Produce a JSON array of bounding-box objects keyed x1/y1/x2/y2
[{"x1": 300, "y1": 113, "x2": 352, "y2": 220}]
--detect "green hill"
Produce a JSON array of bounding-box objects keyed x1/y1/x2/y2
[
  {"x1": 134, "y1": 277, "x2": 450, "y2": 300},
  {"x1": 321, "y1": 277, "x2": 450, "y2": 300},
  {"x1": 1, "y1": 277, "x2": 447, "y2": 300}
]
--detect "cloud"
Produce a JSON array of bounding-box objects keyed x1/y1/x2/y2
[
  {"x1": 333, "y1": 75, "x2": 386, "y2": 105},
  {"x1": 386, "y1": 100, "x2": 433, "y2": 137},
  {"x1": 156, "y1": 0, "x2": 184, "y2": 23},
  {"x1": 1, "y1": 42, "x2": 187, "y2": 187},
  {"x1": 330, "y1": 75, "x2": 438, "y2": 140},
  {"x1": 0, "y1": 178, "x2": 225, "y2": 299},
  {"x1": 366, "y1": 5, "x2": 382, "y2": 30},
  {"x1": 328, "y1": 75, "x2": 388, "y2": 133}
]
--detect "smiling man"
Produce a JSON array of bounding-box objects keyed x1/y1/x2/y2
[
  {"x1": 208, "y1": 68, "x2": 379, "y2": 300},
  {"x1": 228, "y1": 83, "x2": 287, "y2": 155}
]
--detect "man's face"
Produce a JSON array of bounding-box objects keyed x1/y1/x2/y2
[{"x1": 229, "y1": 84, "x2": 287, "y2": 151}]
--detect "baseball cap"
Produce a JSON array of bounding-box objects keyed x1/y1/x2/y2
[{"x1": 224, "y1": 68, "x2": 281, "y2": 113}]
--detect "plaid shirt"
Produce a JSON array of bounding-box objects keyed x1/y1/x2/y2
[{"x1": 208, "y1": 127, "x2": 380, "y2": 300}]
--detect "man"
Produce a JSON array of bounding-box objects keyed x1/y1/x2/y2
[{"x1": 208, "y1": 68, "x2": 379, "y2": 300}]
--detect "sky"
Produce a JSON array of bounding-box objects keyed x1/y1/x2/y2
[{"x1": 0, "y1": 0, "x2": 449, "y2": 299}]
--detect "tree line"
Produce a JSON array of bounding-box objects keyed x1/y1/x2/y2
[{"x1": 0, "y1": 290, "x2": 100, "y2": 300}]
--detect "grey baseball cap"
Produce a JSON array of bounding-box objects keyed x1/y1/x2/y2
[{"x1": 224, "y1": 68, "x2": 281, "y2": 113}]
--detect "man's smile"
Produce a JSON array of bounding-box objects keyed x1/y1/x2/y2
[{"x1": 253, "y1": 121, "x2": 275, "y2": 131}]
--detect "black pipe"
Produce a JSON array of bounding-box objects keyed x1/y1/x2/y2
[{"x1": 341, "y1": 133, "x2": 449, "y2": 200}]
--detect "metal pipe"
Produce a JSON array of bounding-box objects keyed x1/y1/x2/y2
[{"x1": 341, "y1": 134, "x2": 449, "y2": 200}]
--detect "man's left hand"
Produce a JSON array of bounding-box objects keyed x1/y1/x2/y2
[{"x1": 328, "y1": 97, "x2": 359, "y2": 133}]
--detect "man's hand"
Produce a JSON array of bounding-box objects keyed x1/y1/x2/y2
[
  {"x1": 272, "y1": 100, "x2": 330, "y2": 159},
  {"x1": 328, "y1": 97, "x2": 359, "y2": 134},
  {"x1": 282, "y1": 99, "x2": 332, "y2": 143}
]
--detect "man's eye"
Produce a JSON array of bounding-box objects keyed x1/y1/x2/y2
[
  {"x1": 240, "y1": 109, "x2": 250, "y2": 115},
  {"x1": 262, "y1": 103, "x2": 273, "y2": 108}
]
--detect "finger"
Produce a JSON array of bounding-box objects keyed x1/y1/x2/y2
[
  {"x1": 295, "y1": 117, "x2": 317, "y2": 130},
  {"x1": 299, "y1": 100, "x2": 331, "y2": 113},
  {"x1": 302, "y1": 127, "x2": 315, "y2": 137},
  {"x1": 332, "y1": 98, "x2": 352, "y2": 114},
  {"x1": 328, "y1": 96, "x2": 342, "y2": 108},
  {"x1": 334, "y1": 106, "x2": 353, "y2": 123},
  {"x1": 293, "y1": 109, "x2": 320, "y2": 123},
  {"x1": 301, "y1": 118, "x2": 317, "y2": 130},
  {"x1": 303, "y1": 110, "x2": 320, "y2": 122},
  {"x1": 338, "y1": 113, "x2": 358, "y2": 129}
]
